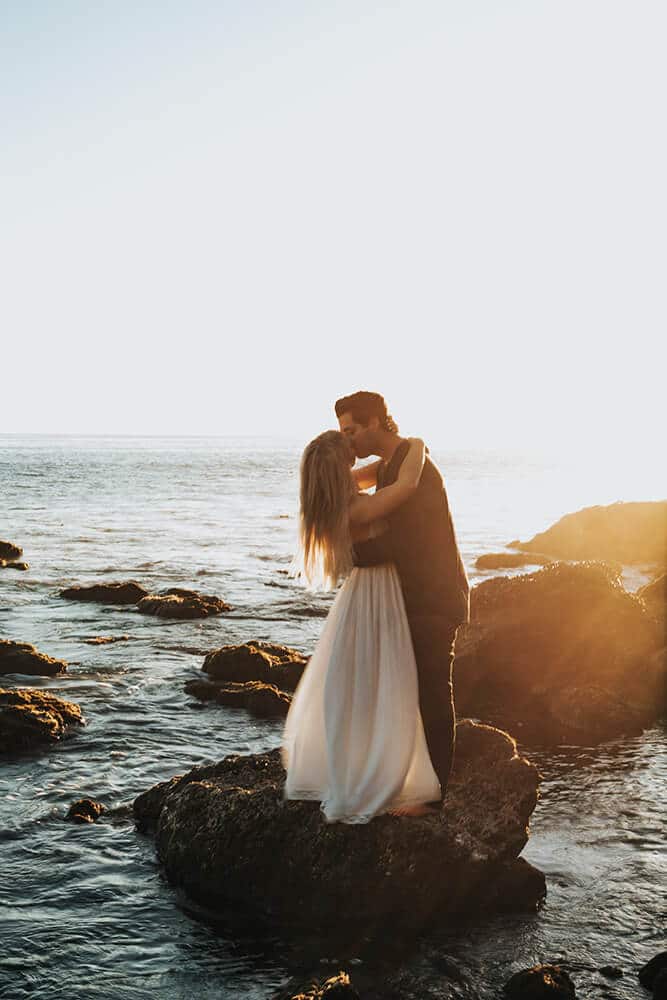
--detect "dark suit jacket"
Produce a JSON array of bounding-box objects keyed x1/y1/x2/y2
[{"x1": 353, "y1": 440, "x2": 470, "y2": 627}]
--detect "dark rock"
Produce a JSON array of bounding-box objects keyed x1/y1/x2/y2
[
  {"x1": 133, "y1": 720, "x2": 542, "y2": 938},
  {"x1": 599, "y1": 966, "x2": 623, "y2": 979},
  {"x1": 137, "y1": 588, "x2": 230, "y2": 619},
  {"x1": 0, "y1": 640, "x2": 67, "y2": 677},
  {"x1": 454, "y1": 562, "x2": 666, "y2": 745},
  {"x1": 184, "y1": 678, "x2": 291, "y2": 717},
  {"x1": 66, "y1": 798, "x2": 106, "y2": 823},
  {"x1": 654, "y1": 968, "x2": 667, "y2": 1000},
  {"x1": 476, "y1": 552, "x2": 553, "y2": 570},
  {"x1": 60, "y1": 581, "x2": 148, "y2": 604},
  {"x1": 1, "y1": 560, "x2": 29, "y2": 571},
  {"x1": 279, "y1": 972, "x2": 360, "y2": 1000},
  {"x1": 638, "y1": 574, "x2": 666, "y2": 622},
  {"x1": 508, "y1": 500, "x2": 667, "y2": 565},
  {"x1": 0, "y1": 540, "x2": 22, "y2": 560},
  {"x1": 639, "y1": 952, "x2": 667, "y2": 990},
  {"x1": 0, "y1": 688, "x2": 84, "y2": 753},
  {"x1": 504, "y1": 965, "x2": 576, "y2": 999},
  {"x1": 202, "y1": 641, "x2": 308, "y2": 691},
  {"x1": 82, "y1": 635, "x2": 131, "y2": 645}
]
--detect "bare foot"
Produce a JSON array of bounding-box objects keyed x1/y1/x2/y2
[{"x1": 389, "y1": 803, "x2": 440, "y2": 817}]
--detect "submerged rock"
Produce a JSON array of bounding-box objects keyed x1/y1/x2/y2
[
  {"x1": 0, "y1": 540, "x2": 23, "y2": 560},
  {"x1": 202, "y1": 641, "x2": 308, "y2": 691},
  {"x1": 476, "y1": 552, "x2": 553, "y2": 570},
  {"x1": 0, "y1": 688, "x2": 84, "y2": 753},
  {"x1": 133, "y1": 720, "x2": 543, "y2": 939},
  {"x1": 504, "y1": 965, "x2": 576, "y2": 999},
  {"x1": 82, "y1": 635, "x2": 132, "y2": 645},
  {"x1": 185, "y1": 678, "x2": 291, "y2": 717},
  {"x1": 508, "y1": 500, "x2": 667, "y2": 566},
  {"x1": 66, "y1": 798, "x2": 106, "y2": 823},
  {"x1": 0, "y1": 640, "x2": 67, "y2": 677},
  {"x1": 137, "y1": 587, "x2": 230, "y2": 619},
  {"x1": 453, "y1": 562, "x2": 666, "y2": 745},
  {"x1": 1, "y1": 560, "x2": 29, "y2": 571},
  {"x1": 60, "y1": 581, "x2": 148, "y2": 604}
]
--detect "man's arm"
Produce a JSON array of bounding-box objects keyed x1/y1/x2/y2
[{"x1": 353, "y1": 531, "x2": 394, "y2": 567}]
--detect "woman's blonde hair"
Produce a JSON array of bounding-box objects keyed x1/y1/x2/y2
[{"x1": 295, "y1": 430, "x2": 355, "y2": 590}]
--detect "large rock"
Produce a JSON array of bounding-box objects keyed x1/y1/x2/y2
[
  {"x1": 508, "y1": 500, "x2": 667, "y2": 566},
  {"x1": 60, "y1": 581, "x2": 148, "y2": 604},
  {"x1": 202, "y1": 641, "x2": 308, "y2": 691},
  {"x1": 476, "y1": 552, "x2": 553, "y2": 570},
  {"x1": 0, "y1": 540, "x2": 22, "y2": 560},
  {"x1": 0, "y1": 688, "x2": 84, "y2": 753},
  {"x1": 454, "y1": 562, "x2": 666, "y2": 744},
  {"x1": 0, "y1": 640, "x2": 67, "y2": 677},
  {"x1": 1, "y1": 560, "x2": 29, "y2": 571},
  {"x1": 133, "y1": 720, "x2": 543, "y2": 939},
  {"x1": 137, "y1": 587, "x2": 230, "y2": 619},
  {"x1": 185, "y1": 678, "x2": 291, "y2": 717},
  {"x1": 638, "y1": 574, "x2": 666, "y2": 622}
]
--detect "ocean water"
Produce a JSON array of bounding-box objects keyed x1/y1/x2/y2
[{"x1": 0, "y1": 435, "x2": 665, "y2": 999}]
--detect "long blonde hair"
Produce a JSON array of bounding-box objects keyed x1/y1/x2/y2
[{"x1": 295, "y1": 430, "x2": 355, "y2": 590}]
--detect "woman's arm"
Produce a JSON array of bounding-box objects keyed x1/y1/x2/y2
[
  {"x1": 349, "y1": 439, "x2": 425, "y2": 527},
  {"x1": 352, "y1": 459, "x2": 382, "y2": 491}
]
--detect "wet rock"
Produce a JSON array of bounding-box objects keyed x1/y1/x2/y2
[
  {"x1": 504, "y1": 965, "x2": 576, "y2": 999},
  {"x1": 508, "y1": 500, "x2": 667, "y2": 566},
  {"x1": 0, "y1": 540, "x2": 22, "y2": 560},
  {"x1": 638, "y1": 574, "x2": 666, "y2": 622},
  {"x1": 639, "y1": 953, "x2": 667, "y2": 990},
  {"x1": 453, "y1": 562, "x2": 666, "y2": 745},
  {"x1": 0, "y1": 640, "x2": 68, "y2": 677},
  {"x1": 82, "y1": 635, "x2": 132, "y2": 645},
  {"x1": 654, "y1": 969, "x2": 667, "y2": 1000},
  {"x1": 60, "y1": 581, "x2": 148, "y2": 604},
  {"x1": 66, "y1": 798, "x2": 106, "y2": 823},
  {"x1": 599, "y1": 966, "x2": 623, "y2": 979},
  {"x1": 476, "y1": 552, "x2": 553, "y2": 570},
  {"x1": 0, "y1": 688, "x2": 84, "y2": 753},
  {"x1": 133, "y1": 720, "x2": 542, "y2": 939},
  {"x1": 278, "y1": 972, "x2": 360, "y2": 1000},
  {"x1": 184, "y1": 678, "x2": 291, "y2": 717},
  {"x1": 1, "y1": 560, "x2": 29, "y2": 571},
  {"x1": 137, "y1": 587, "x2": 230, "y2": 619},
  {"x1": 202, "y1": 641, "x2": 308, "y2": 691}
]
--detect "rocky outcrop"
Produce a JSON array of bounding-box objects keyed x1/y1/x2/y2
[
  {"x1": 185, "y1": 678, "x2": 291, "y2": 717},
  {"x1": 137, "y1": 587, "x2": 231, "y2": 619},
  {"x1": 66, "y1": 798, "x2": 106, "y2": 823},
  {"x1": 504, "y1": 965, "x2": 576, "y2": 999},
  {"x1": 60, "y1": 581, "x2": 148, "y2": 604},
  {"x1": 0, "y1": 540, "x2": 22, "y2": 560},
  {"x1": 476, "y1": 552, "x2": 553, "y2": 570},
  {"x1": 508, "y1": 500, "x2": 667, "y2": 566},
  {"x1": 0, "y1": 689, "x2": 84, "y2": 753},
  {"x1": 453, "y1": 562, "x2": 666, "y2": 744},
  {"x1": 0, "y1": 560, "x2": 29, "y2": 571},
  {"x1": 0, "y1": 640, "x2": 67, "y2": 677},
  {"x1": 202, "y1": 641, "x2": 308, "y2": 691},
  {"x1": 133, "y1": 720, "x2": 543, "y2": 939},
  {"x1": 638, "y1": 574, "x2": 666, "y2": 622}
]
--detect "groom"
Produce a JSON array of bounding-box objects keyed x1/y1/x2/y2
[{"x1": 336, "y1": 391, "x2": 470, "y2": 815}]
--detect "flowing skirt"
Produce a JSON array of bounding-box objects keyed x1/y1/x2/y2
[{"x1": 281, "y1": 565, "x2": 440, "y2": 823}]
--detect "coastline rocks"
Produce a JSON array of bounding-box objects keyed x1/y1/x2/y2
[
  {"x1": 640, "y1": 954, "x2": 667, "y2": 992},
  {"x1": 60, "y1": 581, "x2": 148, "y2": 604},
  {"x1": 0, "y1": 540, "x2": 22, "y2": 560},
  {"x1": 638, "y1": 574, "x2": 666, "y2": 622},
  {"x1": 453, "y1": 562, "x2": 666, "y2": 745},
  {"x1": 0, "y1": 640, "x2": 68, "y2": 677},
  {"x1": 504, "y1": 965, "x2": 576, "y2": 999},
  {"x1": 185, "y1": 678, "x2": 291, "y2": 717},
  {"x1": 1, "y1": 559, "x2": 29, "y2": 571},
  {"x1": 133, "y1": 720, "x2": 543, "y2": 937},
  {"x1": 82, "y1": 635, "x2": 132, "y2": 645},
  {"x1": 278, "y1": 972, "x2": 360, "y2": 1000},
  {"x1": 476, "y1": 552, "x2": 553, "y2": 570},
  {"x1": 202, "y1": 641, "x2": 308, "y2": 691},
  {"x1": 0, "y1": 688, "x2": 84, "y2": 753},
  {"x1": 508, "y1": 500, "x2": 667, "y2": 566},
  {"x1": 137, "y1": 587, "x2": 231, "y2": 619},
  {"x1": 66, "y1": 798, "x2": 106, "y2": 823}
]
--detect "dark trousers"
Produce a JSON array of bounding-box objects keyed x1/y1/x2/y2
[{"x1": 407, "y1": 615, "x2": 458, "y2": 805}]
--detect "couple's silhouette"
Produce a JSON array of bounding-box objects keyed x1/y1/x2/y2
[{"x1": 281, "y1": 391, "x2": 469, "y2": 822}]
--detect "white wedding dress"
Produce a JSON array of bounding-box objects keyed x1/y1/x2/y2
[{"x1": 281, "y1": 563, "x2": 441, "y2": 824}]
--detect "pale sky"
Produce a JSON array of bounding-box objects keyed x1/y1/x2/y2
[{"x1": 1, "y1": 1, "x2": 664, "y2": 451}]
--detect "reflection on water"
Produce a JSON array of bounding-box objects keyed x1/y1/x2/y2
[{"x1": 1, "y1": 436, "x2": 665, "y2": 998}]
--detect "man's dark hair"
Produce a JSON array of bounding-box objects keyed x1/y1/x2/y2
[{"x1": 335, "y1": 391, "x2": 399, "y2": 433}]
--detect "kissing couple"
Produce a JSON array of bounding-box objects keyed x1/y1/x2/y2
[{"x1": 281, "y1": 391, "x2": 470, "y2": 823}]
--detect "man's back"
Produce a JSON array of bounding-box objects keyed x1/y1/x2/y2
[{"x1": 355, "y1": 440, "x2": 470, "y2": 626}]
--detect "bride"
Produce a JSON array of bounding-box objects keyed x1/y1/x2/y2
[{"x1": 281, "y1": 430, "x2": 441, "y2": 824}]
